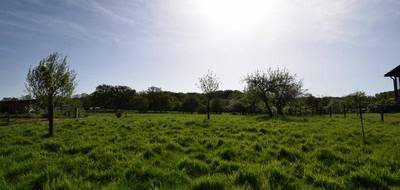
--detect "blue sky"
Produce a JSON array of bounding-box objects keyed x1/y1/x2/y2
[{"x1": 1, "y1": 0, "x2": 400, "y2": 99}]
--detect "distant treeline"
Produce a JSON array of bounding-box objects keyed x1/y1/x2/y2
[
  {"x1": 1, "y1": 85, "x2": 398, "y2": 115},
  {"x1": 60, "y1": 85, "x2": 398, "y2": 115}
]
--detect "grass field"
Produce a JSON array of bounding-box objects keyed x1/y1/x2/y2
[{"x1": 0, "y1": 113, "x2": 400, "y2": 190}]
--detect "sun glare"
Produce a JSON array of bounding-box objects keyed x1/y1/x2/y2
[{"x1": 195, "y1": 0, "x2": 275, "y2": 35}]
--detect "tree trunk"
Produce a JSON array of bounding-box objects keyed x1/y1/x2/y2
[
  {"x1": 207, "y1": 98, "x2": 210, "y2": 120},
  {"x1": 276, "y1": 104, "x2": 284, "y2": 115},
  {"x1": 48, "y1": 96, "x2": 54, "y2": 136},
  {"x1": 261, "y1": 96, "x2": 273, "y2": 117}
]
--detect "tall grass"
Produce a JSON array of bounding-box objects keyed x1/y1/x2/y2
[{"x1": 0, "y1": 113, "x2": 399, "y2": 189}]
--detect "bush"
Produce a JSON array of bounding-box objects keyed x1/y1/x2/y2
[{"x1": 115, "y1": 110, "x2": 123, "y2": 118}]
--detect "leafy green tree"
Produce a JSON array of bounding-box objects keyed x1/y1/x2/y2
[
  {"x1": 211, "y1": 98, "x2": 224, "y2": 114},
  {"x1": 26, "y1": 53, "x2": 77, "y2": 136},
  {"x1": 131, "y1": 95, "x2": 149, "y2": 113},
  {"x1": 198, "y1": 70, "x2": 220, "y2": 119},
  {"x1": 245, "y1": 68, "x2": 303, "y2": 116},
  {"x1": 145, "y1": 87, "x2": 172, "y2": 112},
  {"x1": 91, "y1": 85, "x2": 135, "y2": 110},
  {"x1": 181, "y1": 96, "x2": 200, "y2": 114},
  {"x1": 374, "y1": 91, "x2": 396, "y2": 112}
]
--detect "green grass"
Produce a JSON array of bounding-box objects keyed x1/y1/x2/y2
[{"x1": 1, "y1": 113, "x2": 400, "y2": 189}]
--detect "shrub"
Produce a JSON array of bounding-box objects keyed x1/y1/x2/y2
[{"x1": 115, "y1": 110, "x2": 123, "y2": 118}]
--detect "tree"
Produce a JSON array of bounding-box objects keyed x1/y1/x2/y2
[
  {"x1": 245, "y1": 68, "x2": 303, "y2": 116},
  {"x1": 181, "y1": 96, "x2": 200, "y2": 114},
  {"x1": 131, "y1": 94, "x2": 149, "y2": 113},
  {"x1": 211, "y1": 98, "x2": 224, "y2": 114},
  {"x1": 198, "y1": 70, "x2": 220, "y2": 119},
  {"x1": 145, "y1": 87, "x2": 172, "y2": 112},
  {"x1": 26, "y1": 53, "x2": 76, "y2": 136},
  {"x1": 91, "y1": 85, "x2": 135, "y2": 110},
  {"x1": 348, "y1": 91, "x2": 367, "y2": 144}
]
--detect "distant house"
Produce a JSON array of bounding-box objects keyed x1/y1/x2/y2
[
  {"x1": 0, "y1": 99, "x2": 39, "y2": 114},
  {"x1": 384, "y1": 65, "x2": 400, "y2": 104}
]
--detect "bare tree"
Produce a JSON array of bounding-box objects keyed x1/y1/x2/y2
[
  {"x1": 245, "y1": 68, "x2": 303, "y2": 116},
  {"x1": 348, "y1": 91, "x2": 367, "y2": 144},
  {"x1": 198, "y1": 70, "x2": 220, "y2": 119},
  {"x1": 26, "y1": 53, "x2": 77, "y2": 136}
]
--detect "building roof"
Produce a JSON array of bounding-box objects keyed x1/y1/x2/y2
[
  {"x1": 385, "y1": 65, "x2": 400, "y2": 77},
  {"x1": 0, "y1": 99, "x2": 38, "y2": 106}
]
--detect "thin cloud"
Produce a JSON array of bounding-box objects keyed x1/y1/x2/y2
[
  {"x1": 91, "y1": 1, "x2": 136, "y2": 26},
  {"x1": 64, "y1": 0, "x2": 136, "y2": 26}
]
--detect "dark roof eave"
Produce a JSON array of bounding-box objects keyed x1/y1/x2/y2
[{"x1": 385, "y1": 65, "x2": 400, "y2": 77}]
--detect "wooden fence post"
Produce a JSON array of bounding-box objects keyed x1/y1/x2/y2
[
  {"x1": 329, "y1": 107, "x2": 332, "y2": 118},
  {"x1": 75, "y1": 107, "x2": 79, "y2": 119},
  {"x1": 6, "y1": 106, "x2": 11, "y2": 126},
  {"x1": 358, "y1": 103, "x2": 366, "y2": 145},
  {"x1": 343, "y1": 105, "x2": 347, "y2": 118},
  {"x1": 6, "y1": 112, "x2": 10, "y2": 126}
]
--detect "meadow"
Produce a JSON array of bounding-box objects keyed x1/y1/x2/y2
[{"x1": 0, "y1": 113, "x2": 400, "y2": 190}]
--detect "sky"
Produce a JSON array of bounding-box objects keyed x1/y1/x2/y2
[{"x1": 1, "y1": 0, "x2": 400, "y2": 99}]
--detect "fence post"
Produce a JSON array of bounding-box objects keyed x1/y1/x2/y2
[
  {"x1": 6, "y1": 112, "x2": 10, "y2": 126},
  {"x1": 343, "y1": 105, "x2": 346, "y2": 118},
  {"x1": 6, "y1": 105, "x2": 11, "y2": 126},
  {"x1": 380, "y1": 106, "x2": 384, "y2": 122},
  {"x1": 358, "y1": 103, "x2": 366, "y2": 145},
  {"x1": 329, "y1": 107, "x2": 332, "y2": 118},
  {"x1": 75, "y1": 107, "x2": 79, "y2": 119}
]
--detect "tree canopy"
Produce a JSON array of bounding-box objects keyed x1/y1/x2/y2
[{"x1": 25, "y1": 52, "x2": 77, "y2": 136}]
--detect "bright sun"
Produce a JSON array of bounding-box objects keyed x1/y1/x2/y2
[{"x1": 195, "y1": 0, "x2": 275, "y2": 35}]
